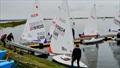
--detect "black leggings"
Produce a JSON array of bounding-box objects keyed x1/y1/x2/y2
[
  {"x1": 71, "y1": 57, "x2": 81, "y2": 68},
  {"x1": 1, "y1": 40, "x2": 6, "y2": 47}
]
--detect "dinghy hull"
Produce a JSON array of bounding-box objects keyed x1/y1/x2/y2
[
  {"x1": 82, "y1": 38, "x2": 104, "y2": 44},
  {"x1": 53, "y1": 55, "x2": 88, "y2": 68}
]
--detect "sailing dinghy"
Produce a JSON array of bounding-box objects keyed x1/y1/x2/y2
[
  {"x1": 21, "y1": 0, "x2": 46, "y2": 44},
  {"x1": 81, "y1": 4, "x2": 104, "y2": 44},
  {"x1": 49, "y1": 0, "x2": 88, "y2": 67}
]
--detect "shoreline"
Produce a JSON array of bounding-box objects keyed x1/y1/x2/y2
[
  {"x1": 0, "y1": 20, "x2": 26, "y2": 28},
  {"x1": 0, "y1": 42, "x2": 65, "y2": 68}
]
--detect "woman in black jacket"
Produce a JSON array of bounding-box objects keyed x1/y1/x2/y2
[{"x1": 71, "y1": 44, "x2": 81, "y2": 68}]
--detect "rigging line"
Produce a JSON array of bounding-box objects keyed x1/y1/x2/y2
[{"x1": 65, "y1": 0, "x2": 71, "y2": 18}]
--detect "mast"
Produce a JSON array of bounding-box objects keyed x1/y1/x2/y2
[
  {"x1": 118, "y1": 0, "x2": 120, "y2": 18},
  {"x1": 93, "y1": 0, "x2": 98, "y2": 34},
  {"x1": 65, "y1": 0, "x2": 70, "y2": 18},
  {"x1": 93, "y1": 0, "x2": 97, "y2": 20}
]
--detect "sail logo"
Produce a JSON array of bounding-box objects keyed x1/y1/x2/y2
[
  {"x1": 53, "y1": 24, "x2": 65, "y2": 40},
  {"x1": 30, "y1": 21, "x2": 44, "y2": 31},
  {"x1": 31, "y1": 13, "x2": 38, "y2": 17},
  {"x1": 37, "y1": 32, "x2": 45, "y2": 40},
  {"x1": 37, "y1": 35, "x2": 45, "y2": 41},
  {"x1": 53, "y1": 30, "x2": 59, "y2": 40},
  {"x1": 55, "y1": 24, "x2": 65, "y2": 33},
  {"x1": 53, "y1": 23, "x2": 65, "y2": 39},
  {"x1": 30, "y1": 24, "x2": 44, "y2": 31},
  {"x1": 114, "y1": 19, "x2": 120, "y2": 26}
]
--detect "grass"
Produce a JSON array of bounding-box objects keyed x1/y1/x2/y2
[
  {"x1": 0, "y1": 20, "x2": 26, "y2": 28},
  {"x1": 0, "y1": 42, "x2": 65, "y2": 68}
]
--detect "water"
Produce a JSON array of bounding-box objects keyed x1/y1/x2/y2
[
  {"x1": 1, "y1": 19, "x2": 120, "y2": 68},
  {"x1": 81, "y1": 41, "x2": 120, "y2": 68},
  {"x1": 1, "y1": 25, "x2": 25, "y2": 42}
]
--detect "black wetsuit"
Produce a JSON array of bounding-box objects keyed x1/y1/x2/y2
[
  {"x1": 71, "y1": 47, "x2": 81, "y2": 68},
  {"x1": 7, "y1": 34, "x2": 14, "y2": 41},
  {"x1": 0, "y1": 34, "x2": 7, "y2": 47},
  {"x1": 117, "y1": 33, "x2": 120, "y2": 38},
  {"x1": 117, "y1": 33, "x2": 120, "y2": 45}
]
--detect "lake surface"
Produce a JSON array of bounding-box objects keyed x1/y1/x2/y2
[
  {"x1": 80, "y1": 41, "x2": 120, "y2": 68},
  {"x1": 1, "y1": 19, "x2": 120, "y2": 68}
]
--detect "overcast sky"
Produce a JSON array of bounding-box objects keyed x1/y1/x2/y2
[{"x1": 0, "y1": 0, "x2": 119, "y2": 19}]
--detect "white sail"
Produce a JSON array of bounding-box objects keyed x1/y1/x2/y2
[
  {"x1": 81, "y1": 4, "x2": 104, "y2": 44},
  {"x1": 110, "y1": 22, "x2": 120, "y2": 32},
  {"x1": 50, "y1": 0, "x2": 88, "y2": 67},
  {"x1": 50, "y1": 0, "x2": 74, "y2": 54},
  {"x1": 84, "y1": 4, "x2": 98, "y2": 36},
  {"x1": 47, "y1": 20, "x2": 56, "y2": 40},
  {"x1": 113, "y1": 14, "x2": 120, "y2": 27},
  {"x1": 109, "y1": 2, "x2": 120, "y2": 32},
  {"x1": 21, "y1": 0, "x2": 46, "y2": 43},
  {"x1": 114, "y1": 0, "x2": 120, "y2": 27}
]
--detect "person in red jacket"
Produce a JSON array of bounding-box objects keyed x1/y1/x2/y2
[
  {"x1": 0, "y1": 34, "x2": 7, "y2": 47},
  {"x1": 71, "y1": 44, "x2": 81, "y2": 68}
]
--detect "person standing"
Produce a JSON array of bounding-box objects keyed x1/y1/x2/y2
[
  {"x1": 7, "y1": 33, "x2": 14, "y2": 41},
  {"x1": 71, "y1": 44, "x2": 81, "y2": 68},
  {"x1": 6, "y1": 33, "x2": 14, "y2": 50},
  {"x1": 0, "y1": 34, "x2": 7, "y2": 47},
  {"x1": 117, "y1": 32, "x2": 120, "y2": 45},
  {"x1": 72, "y1": 28, "x2": 75, "y2": 40},
  {"x1": 117, "y1": 32, "x2": 120, "y2": 38},
  {"x1": 72, "y1": 22, "x2": 75, "y2": 40}
]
